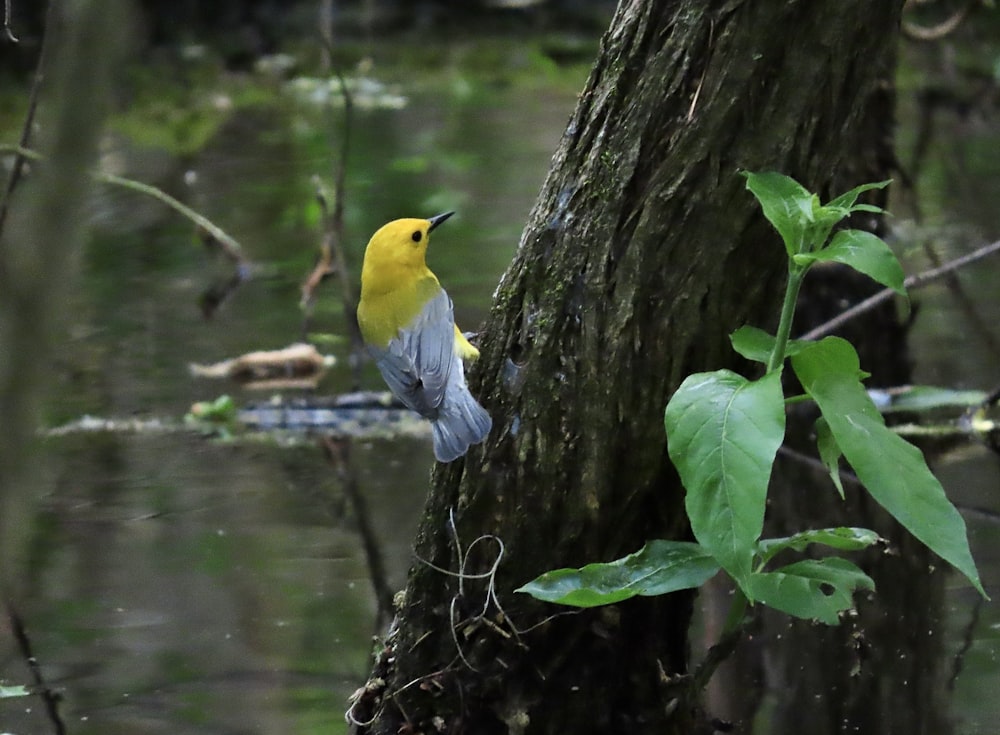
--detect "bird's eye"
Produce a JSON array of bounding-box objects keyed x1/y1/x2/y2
[{"x1": 411, "y1": 231, "x2": 422, "y2": 243}]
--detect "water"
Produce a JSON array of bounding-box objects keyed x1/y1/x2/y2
[
  {"x1": 2, "y1": 40, "x2": 584, "y2": 735},
  {"x1": 895, "y1": 35, "x2": 1000, "y2": 735},
  {"x1": 3, "y1": 29, "x2": 1000, "y2": 735}
]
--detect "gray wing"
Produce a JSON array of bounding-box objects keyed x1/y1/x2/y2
[
  {"x1": 431, "y1": 360, "x2": 493, "y2": 462},
  {"x1": 369, "y1": 289, "x2": 455, "y2": 419}
]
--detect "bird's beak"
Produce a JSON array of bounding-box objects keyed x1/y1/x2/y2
[{"x1": 428, "y1": 211, "x2": 455, "y2": 232}]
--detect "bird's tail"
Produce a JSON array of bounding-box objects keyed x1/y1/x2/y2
[{"x1": 431, "y1": 364, "x2": 492, "y2": 463}]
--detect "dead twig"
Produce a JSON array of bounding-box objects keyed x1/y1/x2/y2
[
  {"x1": 321, "y1": 436, "x2": 395, "y2": 628},
  {"x1": 689, "y1": 615, "x2": 754, "y2": 693},
  {"x1": 0, "y1": 0, "x2": 52, "y2": 240},
  {"x1": 0, "y1": 144, "x2": 251, "y2": 268},
  {"x1": 5, "y1": 600, "x2": 65, "y2": 735},
  {"x1": 918, "y1": 239, "x2": 1000, "y2": 360},
  {"x1": 300, "y1": 66, "x2": 365, "y2": 391},
  {"x1": 800, "y1": 238, "x2": 1000, "y2": 341},
  {"x1": 686, "y1": 19, "x2": 712, "y2": 122},
  {"x1": 300, "y1": 181, "x2": 337, "y2": 309},
  {"x1": 947, "y1": 594, "x2": 984, "y2": 692},
  {"x1": 2, "y1": 0, "x2": 17, "y2": 42},
  {"x1": 98, "y1": 169, "x2": 249, "y2": 267},
  {"x1": 777, "y1": 445, "x2": 862, "y2": 489},
  {"x1": 903, "y1": 0, "x2": 973, "y2": 41}
]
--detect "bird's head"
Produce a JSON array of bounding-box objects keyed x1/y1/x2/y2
[{"x1": 363, "y1": 212, "x2": 454, "y2": 277}]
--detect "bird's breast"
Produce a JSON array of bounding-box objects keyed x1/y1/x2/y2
[{"x1": 358, "y1": 274, "x2": 443, "y2": 348}]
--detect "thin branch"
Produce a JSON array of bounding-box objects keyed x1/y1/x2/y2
[
  {"x1": 96, "y1": 170, "x2": 249, "y2": 267},
  {"x1": 0, "y1": 0, "x2": 53, "y2": 240},
  {"x1": 800, "y1": 238, "x2": 1000, "y2": 341},
  {"x1": 958, "y1": 503, "x2": 1000, "y2": 524},
  {"x1": 689, "y1": 620, "x2": 748, "y2": 693},
  {"x1": 320, "y1": 436, "x2": 395, "y2": 628},
  {"x1": 330, "y1": 69, "x2": 351, "y2": 246},
  {"x1": 918, "y1": 239, "x2": 1000, "y2": 359},
  {"x1": 2, "y1": 0, "x2": 17, "y2": 42},
  {"x1": 0, "y1": 144, "x2": 250, "y2": 267},
  {"x1": 777, "y1": 445, "x2": 862, "y2": 489},
  {"x1": 300, "y1": 65, "x2": 365, "y2": 388},
  {"x1": 947, "y1": 595, "x2": 983, "y2": 692},
  {"x1": 448, "y1": 507, "x2": 466, "y2": 597},
  {"x1": 902, "y1": 0, "x2": 973, "y2": 41},
  {"x1": 686, "y1": 19, "x2": 712, "y2": 122},
  {"x1": 5, "y1": 600, "x2": 65, "y2": 735},
  {"x1": 299, "y1": 181, "x2": 336, "y2": 313}
]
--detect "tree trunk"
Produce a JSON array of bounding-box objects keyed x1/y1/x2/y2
[{"x1": 353, "y1": 2, "x2": 906, "y2": 733}]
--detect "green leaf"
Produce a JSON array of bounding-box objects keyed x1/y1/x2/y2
[
  {"x1": 792, "y1": 337, "x2": 986, "y2": 596},
  {"x1": 805, "y1": 204, "x2": 851, "y2": 251},
  {"x1": 0, "y1": 684, "x2": 31, "y2": 698},
  {"x1": 757, "y1": 527, "x2": 880, "y2": 565},
  {"x1": 515, "y1": 540, "x2": 720, "y2": 608},
  {"x1": 730, "y1": 325, "x2": 811, "y2": 365},
  {"x1": 826, "y1": 179, "x2": 891, "y2": 211},
  {"x1": 794, "y1": 229, "x2": 906, "y2": 295},
  {"x1": 730, "y1": 326, "x2": 776, "y2": 364},
  {"x1": 802, "y1": 193, "x2": 822, "y2": 222},
  {"x1": 749, "y1": 557, "x2": 875, "y2": 625},
  {"x1": 742, "y1": 171, "x2": 814, "y2": 256},
  {"x1": 665, "y1": 370, "x2": 785, "y2": 593},
  {"x1": 815, "y1": 416, "x2": 845, "y2": 498}
]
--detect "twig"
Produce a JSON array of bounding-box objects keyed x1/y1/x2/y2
[
  {"x1": 97, "y1": 170, "x2": 249, "y2": 266},
  {"x1": 329, "y1": 71, "x2": 355, "y2": 287},
  {"x1": 686, "y1": 19, "x2": 712, "y2": 122},
  {"x1": 957, "y1": 503, "x2": 1000, "y2": 524},
  {"x1": 198, "y1": 269, "x2": 249, "y2": 320},
  {"x1": 689, "y1": 616, "x2": 753, "y2": 693},
  {"x1": 449, "y1": 507, "x2": 466, "y2": 597},
  {"x1": 0, "y1": 0, "x2": 53, "y2": 240},
  {"x1": 777, "y1": 445, "x2": 862, "y2": 489},
  {"x1": 947, "y1": 595, "x2": 983, "y2": 692},
  {"x1": 902, "y1": 0, "x2": 973, "y2": 41},
  {"x1": 300, "y1": 65, "x2": 365, "y2": 388},
  {"x1": 321, "y1": 436, "x2": 395, "y2": 628},
  {"x1": 918, "y1": 239, "x2": 1000, "y2": 359},
  {"x1": 300, "y1": 181, "x2": 336, "y2": 311},
  {"x1": 449, "y1": 596, "x2": 480, "y2": 672},
  {"x1": 800, "y1": 238, "x2": 1000, "y2": 341},
  {"x1": 5, "y1": 600, "x2": 65, "y2": 735},
  {"x1": 2, "y1": 0, "x2": 17, "y2": 42},
  {"x1": 0, "y1": 143, "x2": 251, "y2": 266},
  {"x1": 318, "y1": 0, "x2": 334, "y2": 72}
]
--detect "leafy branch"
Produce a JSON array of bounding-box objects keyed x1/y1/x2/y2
[{"x1": 519, "y1": 171, "x2": 985, "y2": 633}]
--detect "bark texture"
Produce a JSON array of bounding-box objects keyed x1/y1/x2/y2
[{"x1": 354, "y1": 2, "x2": 906, "y2": 733}]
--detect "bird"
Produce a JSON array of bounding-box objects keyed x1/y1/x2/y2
[{"x1": 357, "y1": 211, "x2": 492, "y2": 462}]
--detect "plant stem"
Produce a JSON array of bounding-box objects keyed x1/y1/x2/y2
[
  {"x1": 767, "y1": 265, "x2": 806, "y2": 373},
  {"x1": 784, "y1": 393, "x2": 812, "y2": 405},
  {"x1": 722, "y1": 587, "x2": 749, "y2": 634}
]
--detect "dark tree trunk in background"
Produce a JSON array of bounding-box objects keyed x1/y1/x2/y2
[
  {"x1": 711, "y1": 45, "x2": 954, "y2": 735},
  {"x1": 355, "y1": 2, "x2": 906, "y2": 734}
]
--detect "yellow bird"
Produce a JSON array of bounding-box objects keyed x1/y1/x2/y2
[{"x1": 357, "y1": 212, "x2": 491, "y2": 462}]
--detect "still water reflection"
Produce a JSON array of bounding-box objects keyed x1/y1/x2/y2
[
  {"x1": 4, "y1": 46, "x2": 582, "y2": 734},
  {"x1": 3, "y1": 34, "x2": 1000, "y2": 735}
]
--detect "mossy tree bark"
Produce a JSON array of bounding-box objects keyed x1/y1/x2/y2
[{"x1": 354, "y1": 2, "x2": 905, "y2": 733}]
